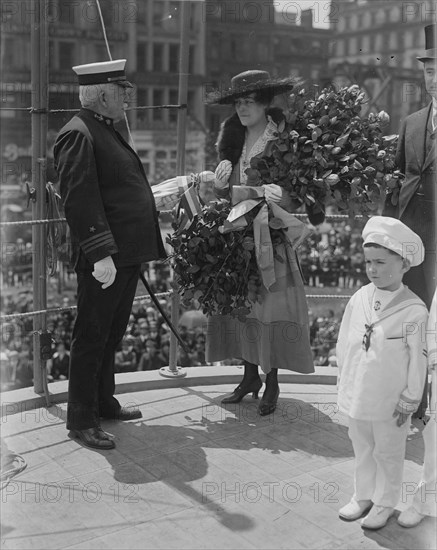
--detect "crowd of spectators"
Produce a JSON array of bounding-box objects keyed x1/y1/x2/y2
[
  {"x1": 299, "y1": 219, "x2": 368, "y2": 288},
  {"x1": 1, "y1": 220, "x2": 368, "y2": 391}
]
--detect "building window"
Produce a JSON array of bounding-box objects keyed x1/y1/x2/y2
[
  {"x1": 390, "y1": 6, "x2": 400, "y2": 22},
  {"x1": 230, "y1": 38, "x2": 237, "y2": 60},
  {"x1": 99, "y1": 0, "x2": 113, "y2": 28},
  {"x1": 49, "y1": 40, "x2": 56, "y2": 70},
  {"x1": 169, "y1": 44, "x2": 179, "y2": 73},
  {"x1": 2, "y1": 38, "x2": 16, "y2": 68},
  {"x1": 188, "y1": 45, "x2": 195, "y2": 74},
  {"x1": 136, "y1": 88, "x2": 149, "y2": 123},
  {"x1": 153, "y1": 43, "x2": 164, "y2": 72},
  {"x1": 94, "y1": 44, "x2": 107, "y2": 61},
  {"x1": 166, "y1": 1, "x2": 180, "y2": 30},
  {"x1": 136, "y1": 2, "x2": 147, "y2": 25},
  {"x1": 335, "y1": 40, "x2": 345, "y2": 57},
  {"x1": 374, "y1": 33, "x2": 382, "y2": 53},
  {"x1": 155, "y1": 149, "x2": 177, "y2": 180},
  {"x1": 137, "y1": 42, "x2": 147, "y2": 70},
  {"x1": 153, "y1": 1, "x2": 165, "y2": 27},
  {"x1": 153, "y1": 89, "x2": 164, "y2": 121},
  {"x1": 59, "y1": 42, "x2": 75, "y2": 68},
  {"x1": 169, "y1": 89, "x2": 178, "y2": 123},
  {"x1": 257, "y1": 41, "x2": 269, "y2": 62}
]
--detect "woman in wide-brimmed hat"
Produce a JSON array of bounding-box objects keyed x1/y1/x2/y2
[{"x1": 206, "y1": 70, "x2": 325, "y2": 416}]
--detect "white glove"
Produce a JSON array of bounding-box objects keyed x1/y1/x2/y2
[
  {"x1": 263, "y1": 183, "x2": 283, "y2": 204},
  {"x1": 198, "y1": 171, "x2": 215, "y2": 185},
  {"x1": 214, "y1": 160, "x2": 233, "y2": 189},
  {"x1": 92, "y1": 256, "x2": 117, "y2": 289}
]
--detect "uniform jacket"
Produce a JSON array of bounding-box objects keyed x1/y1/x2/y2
[
  {"x1": 54, "y1": 108, "x2": 166, "y2": 268},
  {"x1": 336, "y1": 283, "x2": 428, "y2": 421}
]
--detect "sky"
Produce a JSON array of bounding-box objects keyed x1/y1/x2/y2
[{"x1": 274, "y1": 0, "x2": 332, "y2": 28}]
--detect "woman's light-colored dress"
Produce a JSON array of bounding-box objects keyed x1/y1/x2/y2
[{"x1": 206, "y1": 120, "x2": 314, "y2": 374}]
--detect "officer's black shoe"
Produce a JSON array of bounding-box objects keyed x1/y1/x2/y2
[{"x1": 69, "y1": 427, "x2": 115, "y2": 450}]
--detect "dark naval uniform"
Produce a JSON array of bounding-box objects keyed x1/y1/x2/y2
[{"x1": 54, "y1": 108, "x2": 166, "y2": 430}]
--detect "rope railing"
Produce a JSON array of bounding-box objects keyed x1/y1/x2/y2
[
  {"x1": 0, "y1": 104, "x2": 188, "y2": 114},
  {"x1": 0, "y1": 292, "x2": 352, "y2": 324},
  {"x1": 0, "y1": 212, "x2": 361, "y2": 228},
  {"x1": 0, "y1": 291, "x2": 172, "y2": 323}
]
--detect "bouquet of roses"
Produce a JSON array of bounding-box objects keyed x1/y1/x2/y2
[
  {"x1": 246, "y1": 84, "x2": 403, "y2": 217},
  {"x1": 167, "y1": 85, "x2": 404, "y2": 318},
  {"x1": 168, "y1": 199, "x2": 263, "y2": 319}
]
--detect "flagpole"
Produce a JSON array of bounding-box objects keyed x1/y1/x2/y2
[{"x1": 160, "y1": 0, "x2": 191, "y2": 378}]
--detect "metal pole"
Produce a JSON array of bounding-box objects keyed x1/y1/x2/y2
[
  {"x1": 30, "y1": 0, "x2": 49, "y2": 396},
  {"x1": 160, "y1": 0, "x2": 191, "y2": 379}
]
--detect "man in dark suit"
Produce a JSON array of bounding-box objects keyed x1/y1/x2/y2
[
  {"x1": 390, "y1": 24, "x2": 436, "y2": 417},
  {"x1": 54, "y1": 60, "x2": 166, "y2": 449}
]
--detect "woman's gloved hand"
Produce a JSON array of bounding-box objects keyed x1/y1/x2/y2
[
  {"x1": 262, "y1": 183, "x2": 283, "y2": 203},
  {"x1": 214, "y1": 160, "x2": 233, "y2": 190}
]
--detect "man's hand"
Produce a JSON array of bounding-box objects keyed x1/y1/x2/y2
[
  {"x1": 93, "y1": 256, "x2": 117, "y2": 289},
  {"x1": 263, "y1": 183, "x2": 283, "y2": 203},
  {"x1": 393, "y1": 404, "x2": 410, "y2": 427}
]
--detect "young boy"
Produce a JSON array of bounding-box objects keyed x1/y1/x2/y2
[
  {"x1": 336, "y1": 216, "x2": 428, "y2": 530},
  {"x1": 398, "y1": 287, "x2": 436, "y2": 527}
]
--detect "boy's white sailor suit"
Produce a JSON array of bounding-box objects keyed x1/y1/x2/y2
[{"x1": 336, "y1": 283, "x2": 428, "y2": 507}]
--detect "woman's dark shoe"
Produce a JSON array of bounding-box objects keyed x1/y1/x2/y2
[
  {"x1": 258, "y1": 387, "x2": 280, "y2": 416},
  {"x1": 221, "y1": 378, "x2": 263, "y2": 404}
]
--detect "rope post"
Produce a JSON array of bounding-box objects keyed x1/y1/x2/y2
[
  {"x1": 160, "y1": 1, "x2": 191, "y2": 379},
  {"x1": 30, "y1": 0, "x2": 49, "y2": 399}
]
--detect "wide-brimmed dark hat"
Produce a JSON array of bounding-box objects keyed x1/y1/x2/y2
[
  {"x1": 206, "y1": 70, "x2": 299, "y2": 105},
  {"x1": 417, "y1": 24, "x2": 437, "y2": 62}
]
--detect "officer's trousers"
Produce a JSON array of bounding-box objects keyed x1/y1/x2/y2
[{"x1": 66, "y1": 265, "x2": 141, "y2": 430}]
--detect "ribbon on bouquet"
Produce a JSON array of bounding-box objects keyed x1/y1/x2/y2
[{"x1": 219, "y1": 186, "x2": 311, "y2": 290}]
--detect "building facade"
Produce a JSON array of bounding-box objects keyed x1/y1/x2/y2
[
  {"x1": 1, "y1": 0, "x2": 206, "y2": 187},
  {"x1": 329, "y1": 0, "x2": 436, "y2": 131},
  {"x1": 205, "y1": 0, "x2": 332, "y2": 138}
]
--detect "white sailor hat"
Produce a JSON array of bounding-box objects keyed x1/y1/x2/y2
[
  {"x1": 72, "y1": 59, "x2": 133, "y2": 88},
  {"x1": 362, "y1": 216, "x2": 424, "y2": 267}
]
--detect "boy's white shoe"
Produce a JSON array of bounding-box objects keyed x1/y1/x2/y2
[
  {"x1": 339, "y1": 498, "x2": 373, "y2": 521},
  {"x1": 397, "y1": 506, "x2": 426, "y2": 528},
  {"x1": 361, "y1": 505, "x2": 394, "y2": 529}
]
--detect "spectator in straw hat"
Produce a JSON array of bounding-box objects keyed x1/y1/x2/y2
[
  {"x1": 54, "y1": 59, "x2": 166, "y2": 450},
  {"x1": 384, "y1": 23, "x2": 437, "y2": 418}
]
